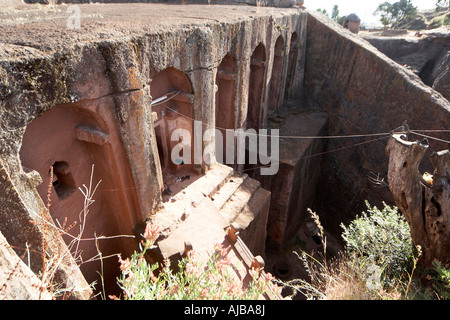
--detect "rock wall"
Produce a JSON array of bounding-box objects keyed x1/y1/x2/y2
[
  {"x1": 430, "y1": 50, "x2": 450, "y2": 102},
  {"x1": 0, "y1": 4, "x2": 306, "y2": 298},
  {"x1": 0, "y1": 232, "x2": 53, "y2": 300},
  {"x1": 255, "y1": 109, "x2": 327, "y2": 249},
  {"x1": 0, "y1": 158, "x2": 92, "y2": 299},
  {"x1": 3, "y1": 5, "x2": 449, "y2": 298},
  {"x1": 304, "y1": 11, "x2": 450, "y2": 237}
]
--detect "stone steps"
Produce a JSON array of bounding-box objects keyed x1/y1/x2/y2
[
  {"x1": 152, "y1": 162, "x2": 270, "y2": 261},
  {"x1": 157, "y1": 196, "x2": 229, "y2": 261},
  {"x1": 233, "y1": 186, "x2": 271, "y2": 230},
  {"x1": 152, "y1": 163, "x2": 233, "y2": 239},
  {"x1": 211, "y1": 167, "x2": 270, "y2": 256},
  {"x1": 217, "y1": 175, "x2": 261, "y2": 225},
  {"x1": 211, "y1": 172, "x2": 249, "y2": 211},
  {"x1": 188, "y1": 163, "x2": 234, "y2": 199}
]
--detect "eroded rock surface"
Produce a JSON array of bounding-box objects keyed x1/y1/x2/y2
[{"x1": 0, "y1": 232, "x2": 52, "y2": 300}]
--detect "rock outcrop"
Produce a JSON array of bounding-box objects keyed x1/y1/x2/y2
[
  {"x1": 364, "y1": 29, "x2": 450, "y2": 101},
  {"x1": 0, "y1": 232, "x2": 53, "y2": 300}
]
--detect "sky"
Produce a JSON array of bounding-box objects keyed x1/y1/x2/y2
[{"x1": 306, "y1": 0, "x2": 439, "y2": 27}]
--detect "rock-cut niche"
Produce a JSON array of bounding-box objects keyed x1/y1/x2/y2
[
  {"x1": 215, "y1": 53, "x2": 237, "y2": 168},
  {"x1": 150, "y1": 67, "x2": 199, "y2": 200},
  {"x1": 19, "y1": 101, "x2": 141, "y2": 296},
  {"x1": 268, "y1": 35, "x2": 285, "y2": 113},
  {"x1": 284, "y1": 32, "x2": 298, "y2": 100},
  {"x1": 247, "y1": 43, "x2": 267, "y2": 131}
]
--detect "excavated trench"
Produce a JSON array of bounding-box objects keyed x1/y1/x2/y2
[
  {"x1": 2, "y1": 4, "x2": 450, "y2": 299},
  {"x1": 16, "y1": 38, "x2": 325, "y2": 300}
]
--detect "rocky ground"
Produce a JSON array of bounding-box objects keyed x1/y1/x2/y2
[
  {"x1": 361, "y1": 26, "x2": 450, "y2": 101},
  {"x1": 361, "y1": 26, "x2": 450, "y2": 39}
]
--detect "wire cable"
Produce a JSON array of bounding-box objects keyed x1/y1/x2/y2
[
  {"x1": 410, "y1": 130, "x2": 450, "y2": 145},
  {"x1": 241, "y1": 135, "x2": 390, "y2": 173},
  {"x1": 161, "y1": 103, "x2": 394, "y2": 140},
  {"x1": 151, "y1": 90, "x2": 181, "y2": 106},
  {"x1": 152, "y1": 90, "x2": 450, "y2": 141}
]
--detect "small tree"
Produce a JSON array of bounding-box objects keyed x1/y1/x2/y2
[
  {"x1": 331, "y1": 5, "x2": 341, "y2": 23},
  {"x1": 436, "y1": 0, "x2": 450, "y2": 11},
  {"x1": 374, "y1": 0, "x2": 418, "y2": 28},
  {"x1": 316, "y1": 8, "x2": 328, "y2": 17},
  {"x1": 374, "y1": 2, "x2": 396, "y2": 28}
]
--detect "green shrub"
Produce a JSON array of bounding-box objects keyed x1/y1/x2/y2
[
  {"x1": 340, "y1": 201, "x2": 416, "y2": 288},
  {"x1": 444, "y1": 13, "x2": 450, "y2": 25},
  {"x1": 428, "y1": 16, "x2": 444, "y2": 28},
  {"x1": 284, "y1": 203, "x2": 445, "y2": 300},
  {"x1": 431, "y1": 261, "x2": 450, "y2": 299}
]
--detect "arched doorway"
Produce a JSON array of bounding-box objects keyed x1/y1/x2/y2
[
  {"x1": 150, "y1": 67, "x2": 198, "y2": 200},
  {"x1": 268, "y1": 36, "x2": 285, "y2": 112},
  {"x1": 284, "y1": 32, "x2": 298, "y2": 100},
  {"x1": 247, "y1": 43, "x2": 267, "y2": 131},
  {"x1": 215, "y1": 53, "x2": 237, "y2": 167}
]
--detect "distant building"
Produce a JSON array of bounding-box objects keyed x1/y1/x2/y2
[{"x1": 342, "y1": 13, "x2": 361, "y2": 34}]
